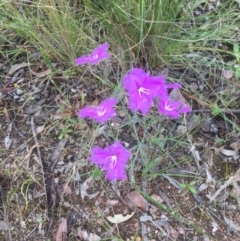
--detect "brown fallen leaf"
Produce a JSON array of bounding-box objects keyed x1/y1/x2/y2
[
  {"x1": 151, "y1": 194, "x2": 164, "y2": 204},
  {"x1": 80, "y1": 176, "x2": 99, "y2": 199},
  {"x1": 7, "y1": 62, "x2": 30, "y2": 76},
  {"x1": 207, "y1": 169, "x2": 240, "y2": 202},
  {"x1": 51, "y1": 138, "x2": 68, "y2": 163},
  {"x1": 222, "y1": 69, "x2": 233, "y2": 79},
  {"x1": 124, "y1": 191, "x2": 148, "y2": 211},
  {"x1": 91, "y1": 98, "x2": 99, "y2": 106},
  {"x1": 0, "y1": 221, "x2": 13, "y2": 231},
  {"x1": 60, "y1": 183, "x2": 72, "y2": 195},
  {"x1": 169, "y1": 89, "x2": 187, "y2": 103},
  {"x1": 30, "y1": 68, "x2": 51, "y2": 77},
  {"x1": 220, "y1": 148, "x2": 237, "y2": 156},
  {"x1": 169, "y1": 227, "x2": 179, "y2": 240},
  {"x1": 56, "y1": 183, "x2": 72, "y2": 203},
  {"x1": 36, "y1": 124, "x2": 45, "y2": 134},
  {"x1": 229, "y1": 141, "x2": 240, "y2": 152},
  {"x1": 78, "y1": 228, "x2": 101, "y2": 241},
  {"x1": 224, "y1": 216, "x2": 240, "y2": 232},
  {"x1": 55, "y1": 218, "x2": 67, "y2": 241}
]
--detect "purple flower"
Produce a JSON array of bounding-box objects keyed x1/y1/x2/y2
[
  {"x1": 123, "y1": 68, "x2": 167, "y2": 114},
  {"x1": 158, "y1": 96, "x2": 191, "y2": 118},
  {"x1": 75, "y1": 42, "x2": 110, "y2": 65},
  {"x1": 78, "y1": 98, "x2": 117, "y2": 123},
  {"x1": 89, "y1": 141, "x2": 131, "y2": 181},
  {"x1": 150, "y1": 76, "x2": 182, "y2": 99}
]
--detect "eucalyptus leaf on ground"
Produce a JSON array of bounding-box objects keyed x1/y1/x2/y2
[
  {"x1": 55, "y1": 218, "x2": 67, "y2": 241},
  {"x1": 106, "y1": 212, "x2": 135, "y2": 224}
]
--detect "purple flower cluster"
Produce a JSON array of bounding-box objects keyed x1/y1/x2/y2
[
  {"x1": 123, "y1": 68, "x2": 191, "y2": 118},
  {"x1": 75, "y1": 42, "x2": 191, "y2": 180}
]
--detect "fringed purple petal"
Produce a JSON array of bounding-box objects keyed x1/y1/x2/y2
[
  {"x1": 75, "y1": 42, "x2": 110, "y2": 66},
  {"x1": 78, "y1": 98, "x2": 117, "y2": 123}
]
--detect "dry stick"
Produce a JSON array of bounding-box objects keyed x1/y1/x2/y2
[
  {"x1": 30, "y1": 116, "x2": 51, "y2": 236},
  {"x1": 24, "y1": 226, "x2": 38, "y2": 240},
  {"x1": 0, "y1": 187, "x2": 12, "y2": 241},
  {"x1": 193, "y1": 109, "x2": 240, "y2": 113},
  {"x1": 30, "y1": 116, "x2": 42, "y2": 162},
  {"x1": 8, "y1": 109, "x2": 27, "y2": 139},
  {"x1": 51, "y1": 138, "x2": 68, "y2": 172},
  {"x1": 21, "y1": 144, "x2": 41, "y2": 169},
  {"x1": 158, "y1": 190, "x2": 172, "y2": 209},
  {"x1": 30, "y1": 133, "x2": 68, "y2": 238}
]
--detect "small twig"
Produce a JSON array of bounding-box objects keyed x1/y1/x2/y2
[
  {"x1": 23, "y1": 226, "x2": 38, "y2": 240},
  {"x1": 21, "y1": 144, "x2": 40, "y2": 169},
  {"x1": 12, "y1": 122, "x2": 27, "y2": 139},
  {"x1": 51, "y1": 138, "x2": 68, "y2": 172},
  {"x1": 158, "y1": 190, "x2": 172, "y2": 209},
  {"x1": 31, "y1": 116, "x2": 51, "y2": 237},
  {"x1": 31, "y1": 116, "x2": 42, "y2": 162},
  {"x1": 0, "y1": 187, "x2": 12, "y2": 241},
  {"x1": 193, "y1": 108, "x2": 240, "y2": 114},
  {"x1": 42, "y1": 160, "x2": 56, "y2": 238},
  {"x1": 8, "y1": 109, "x2": 27, "y2": 139}
]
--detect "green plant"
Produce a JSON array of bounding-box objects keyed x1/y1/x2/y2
[
  {"x1": 211, "y1": 104, "x2": 222, "y2": 116},
  {"x1": 233, "y1": 44, "x2": 240, "y2": 78},
  {"x1": 58, "y1": 123, "x2": 73, "y2": 140},
  {"x1": 91, "y1": 167, "x2": 102, "y2": 180},
  {"x1": 58, "y1": 117, "x2": 76, "y2": 140},
  {"x1": 180, "y1": 180, "x2": 197, "y2": 194},
  {"x1": 215, "y1": 138, "x2": 226, "y2": 146}
]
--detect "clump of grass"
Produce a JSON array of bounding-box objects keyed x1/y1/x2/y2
[
  {"x1": 1, "y1": 0, "x2": 239, "y2": 71},
  {"x1": 0, "y1": 0, "x2": 98, "y2": 65},
  {"x1": 83, "y1": 0, "x2": 240, "y2": 70},
  {"x1": 84, "y1": 0, "x2": 187, "y2": 65}
]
